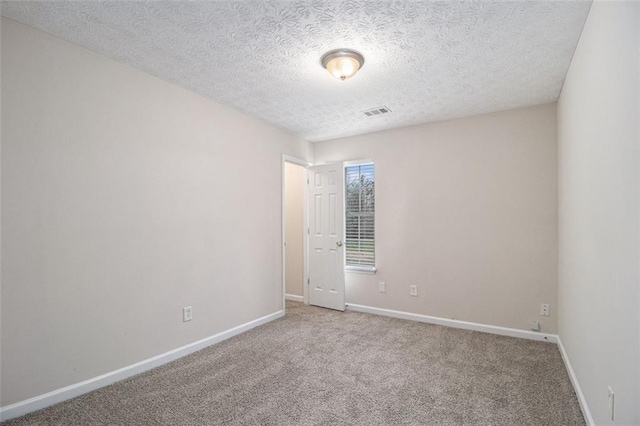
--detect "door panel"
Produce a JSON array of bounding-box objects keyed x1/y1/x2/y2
[{"x1": 308, "y1": 163, "x2": 345, "y2": 311}]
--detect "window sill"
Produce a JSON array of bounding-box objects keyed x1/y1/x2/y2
[{"x1": 346, "y1": 266, "x2": 377, "y2": 275}]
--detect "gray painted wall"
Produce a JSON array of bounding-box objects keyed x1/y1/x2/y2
[
  {"x1": 557, "y1": 2, "x2": 639, "y2": 424},
  {"x1": 1, "y1": 18, "x2": 311, "y2": 406},
  {"x1": 314, "y1": 103, "x2": 559, "y2": 334}
]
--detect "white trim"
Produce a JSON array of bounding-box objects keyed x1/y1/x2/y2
[
  {"x1": 302, "y1": 166, "x2": 309, "y2": 305},
  {"x1": 284, "y1": 293, "x2": 304, "y2": 302},
  {"x1": 345, "y1": 265, "x2": 377, "y2": 274},
  {"x1": 556, "y1": 336, "x2": 595, "y2": 426},
  {"x1": 281, "y1": 156, "x2": 286, "y2": 312},
  {"x1": 343, "y1": 158, "x2": 374, "y2": 167},
  {"x1": 282, "y1": 154, "x2": 311, "y2": 168},
  {"x1": 345, "y1": 303, "x2": 557, "y2": 343},
  {"x1": 0, "y1": 310, "x2": 284, "y2": 422}
]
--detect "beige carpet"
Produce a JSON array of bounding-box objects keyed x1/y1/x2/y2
[{"x1": 3, "y1": 301, "x2": 584, "y2": 425}]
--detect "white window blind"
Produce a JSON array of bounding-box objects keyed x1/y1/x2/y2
[{"x1": 345, "y1": 163, "x2": 375, "y2": 269}]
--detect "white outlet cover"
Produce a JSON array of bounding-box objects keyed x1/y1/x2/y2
[
  {"x1": 410, "y1": 285, "x2": 418, "y2": 297},
  {"x1": 540, "y1": 303, "x2": 550, "y2": 316},
  {"x1": 379, "y1": 282, "x2": 386, "y2": 293},
  {"x1": 183, "y1": 306, "x2": 193, "y2": 322}
]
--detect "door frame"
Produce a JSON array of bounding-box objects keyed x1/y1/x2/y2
[{"x1": 281, "y1": 154, "x2": 312, "y2": 313}]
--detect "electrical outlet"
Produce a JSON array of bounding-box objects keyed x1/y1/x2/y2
[
  {"x1": 608, "y1": 386, "x2": 615, "y2": 421},
  {"x1": 183, "y1": 306, "x2": 193, "y2": 322},
  {"x1": 410, "y1": 285, "x2": 418, "y2": 297},
  {"x1": 379, "y1": 281, "x2": 386, "y2": 293},
  {"x1": 540, "y1": 303, "x2": 550, "y2": 317},
  {"x1": 530, "y1": 320, "x2": 540, "y2": 331}
]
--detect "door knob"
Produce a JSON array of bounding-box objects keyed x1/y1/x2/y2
[{"x1": 336, "y1": 241, "x2": 343, "y2": 247}]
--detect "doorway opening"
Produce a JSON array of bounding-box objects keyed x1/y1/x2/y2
[
  {"x1": 282, "y1": 156, "x2": 310, "y2": 312},
  {"x1": 282, "y1": 157, "x2": 350, "y2": 313}
]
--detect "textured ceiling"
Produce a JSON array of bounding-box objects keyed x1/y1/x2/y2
[{"x1": 1, "y1": 1, "x2": 591, "y2": 141}]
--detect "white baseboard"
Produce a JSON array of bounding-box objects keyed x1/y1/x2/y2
[
  {"x1": 285, "y1": 293, "x2": 303, "y2": 302},
  {"x1": 0, "y1": 310, "x2": 284, "y2": 422},
  {"x1": 345, "y1": 303, "x2": 557, "y2": 343},
  {"x1": 1, "y1": 305, "x2": 591, "y2": 426},
  {"x1": 556, "y1": 336, "x2": 594, "y2": 426}
]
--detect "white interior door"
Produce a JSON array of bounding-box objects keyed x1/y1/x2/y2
[{"x1": 308, "y1": 163, "x2": 345, "y2": 311}]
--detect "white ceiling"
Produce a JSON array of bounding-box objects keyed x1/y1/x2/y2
[{"x1": 1, "y1": 1, "x2": 591, "y2": 142}]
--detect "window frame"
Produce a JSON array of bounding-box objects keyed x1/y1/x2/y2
[{"x1": 344, "y1": 160, "x2": 376, "y2": 275}]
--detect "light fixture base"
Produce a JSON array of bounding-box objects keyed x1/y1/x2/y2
[{"x1": 321, "y1": 49, "x2": 365, "y2": 81}]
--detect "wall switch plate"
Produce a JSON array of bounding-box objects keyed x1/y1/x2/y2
[
  {"x1": 183, "y1": 306, "x2": 193, "y2": 322},
  {"x1": 410, "y1": 285, "x2": 418, "y2": 297},
  {"x1": 540, "y1": 303, "x2": 550, "y2": 316},
  {"x1": 608, "y1": 386, "x2": 615, "y2": 421},
  {"x1": 530, "y1": 320, "x2": 540, "y2": 331},
  {"x1": 379, "y1": 281, "x2": 386, "y2": 293}
]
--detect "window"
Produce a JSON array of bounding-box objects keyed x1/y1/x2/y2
[{"x1": 345, "y1": 162, "x2": 375, "y2": 272}]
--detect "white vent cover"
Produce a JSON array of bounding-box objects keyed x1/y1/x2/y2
[{"x1": 362, "y1": 106, "x2": 392, "y2": 117}]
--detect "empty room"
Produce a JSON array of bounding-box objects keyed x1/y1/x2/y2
[{"x1": 1, "y1": 1, "x2": 638, "y2": 425}]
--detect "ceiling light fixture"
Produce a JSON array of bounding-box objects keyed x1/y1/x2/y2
[{"x1": 321, "y1": 49, "x2": 365, "y2": 81}]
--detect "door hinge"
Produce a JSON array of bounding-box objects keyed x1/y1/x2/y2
[
  {"x1": 307, "y1": 178, "x2": 309, "y2": 184},
  {"x1": 307, "y1": 228, "x2": 310, "y2": 234},
  {"x1": 307, "y1": 278, "x2": 310, "y2": 285}
]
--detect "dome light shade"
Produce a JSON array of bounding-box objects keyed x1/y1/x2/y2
[{"x1": 321, "y1": 49, "x2": 365, "y2": 81}]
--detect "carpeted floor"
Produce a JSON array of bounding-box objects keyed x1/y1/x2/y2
[{"x1": 4, "y1": 301, "x2": 584, "y2": 425}]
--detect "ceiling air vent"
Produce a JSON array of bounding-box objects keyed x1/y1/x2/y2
[{"x1": 362, "y1": 106, "x2": 392, "y2": 117}]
